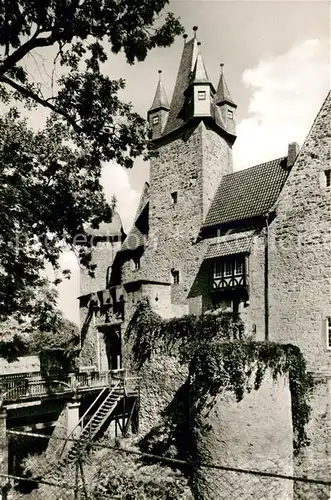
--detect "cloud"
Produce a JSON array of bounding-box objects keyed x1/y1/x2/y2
[
  {"x1": 101, "y1": 162, "x2": 140, "y2": 233},
  {"x1": 233, "y1": 39, "x2": 330, "y2": 170}
]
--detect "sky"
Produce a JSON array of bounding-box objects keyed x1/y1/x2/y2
[{"x1": 21, "y1": 0, "x2": 330, "y2": 324}]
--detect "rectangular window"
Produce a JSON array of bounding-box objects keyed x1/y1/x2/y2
[
  {"x1": 198, "y1": 91, "x2": 206, "y2": 100},
  {"x1": 152, "y1": 115, "x2": 159, "y2": 125},
  {"x1": 171, "y1": 269, "x2": 180, "y2": 285},
  {"x1": 224, "y1": 260, "x2": 233, "y2": 277},
  {"x1": 227, "y1": 109, "x2": 233, "y2": 119},
  {"x1": 212, "y1": 255, "x2": 246, "y2": 291},
  {"x1": 214, "y1": 260, "x2": 222, "y2": 278},
  {"x1": 325, "y1": 170, "x2": 331, "y2": 188},
  {"x1": 234, "y1": 259, "x2": 243, "y2": 275},
  {"x1": 327, "y1": 317, "x2": 331, "y2": 349},
  {"x1": 171, "y1": 191, "x2": 178, "y2": 205}
]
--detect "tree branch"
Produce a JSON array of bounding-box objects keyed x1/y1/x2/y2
[
  {"x1": 0, "y1": 74, "x2": 82, "y2": 133},
  {"x1": 0, "y1": 34, "x2": 59, "y2": 76}
]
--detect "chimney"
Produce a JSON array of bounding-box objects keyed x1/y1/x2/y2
[{"x1": 287, "y1": 142, "x2": 300, "y2": 168}]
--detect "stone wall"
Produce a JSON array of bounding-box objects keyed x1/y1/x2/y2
[
  {"x1": 246, "y1": 232, "x2": 265, "y2": 341},
  {"x1": 80, "y1": 239, "x2": 122, "y2": 296},
  {"x1": 46, "y1": 400, "x2": 80, "y2": 461},
  {"x1": 193, "y1": 371, "x2": 293, "y2": 500},
  {"x1": 293, "y1": 375, "x2": 330, "y2": 500},
  {"x1": 202, "y1": 124, "x2": 233, "y2": 220},
  {"x1": 137, "y1": 354, "x2": 188, "y2": 435},
  {"x1": 268, "y1": 93, "x2": 331, "y2": 371},
  {"x1": 268, "y1": 93, "x2": 331, "y2": 498}
]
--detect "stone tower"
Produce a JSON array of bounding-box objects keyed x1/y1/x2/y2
[{"x1": 138, "y1": 30, "x2": 237, "y2": 307}]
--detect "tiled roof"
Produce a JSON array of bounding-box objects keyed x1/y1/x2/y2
[
  {"x1": 161, "y1": 37, "x2": 234, "y2": 139},
  {"x1": 203, "y1": 157, "x2": 289, "y2": 228},
  {"x1": 163, "y1": 37, "x2": 199, "y2": 136},
  {"x1": 119, "y1": 226, "x2": 145, "y2": 252},
  {"x1": 85, "y1": 212, "x2": 123, "y2": 237},
  {"x1": 205, "y1": 231, "x2": 254, "y2": 259}
]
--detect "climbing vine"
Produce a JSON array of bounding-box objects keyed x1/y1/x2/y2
[
  {"x1": 127, "y1": 299, "x2": 314, "y2": 452},
  {"x1": 126, "y1": 297, "x2": 245, "y2": 368}
]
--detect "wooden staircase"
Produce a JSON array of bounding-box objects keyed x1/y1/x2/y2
[
  {"x1": 48, "y1": 381, "x2": 122, "y2": 481},
  {"x1": 64, "y1": 381, "x2": 124, "y2": 465},
  {"x1": 48, "y1": 376, "x2": 139, "y2": 481}
]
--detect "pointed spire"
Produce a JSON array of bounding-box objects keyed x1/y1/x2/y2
[
  {"x1": 192, "y1": 42, "x2": 210, "y2": 83},
  {"x1": 214, "y1": 63, "x2": 237, "y2": 108},
  {"x1": 162, "y1": 33, "x2": 199, "y2": 135},
  {"x1": 149, "y1": 70, "x2": 170, "y2": 113}
]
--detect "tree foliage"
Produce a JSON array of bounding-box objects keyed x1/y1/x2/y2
[
  {"x1": 15, "y1": 438, "x2": 192, "y2": 500},
  {"x1": 0, "y1": 285, "x2": 79, "y2": 360},
  {"x1": 0, "y1": 1, "x2": 183, "y2": 324}
]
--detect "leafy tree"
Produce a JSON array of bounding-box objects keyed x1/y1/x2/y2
[
  {"x1": 0, "y1": 1, "x2": 183, "y2": 329},
  {"x1": 0, "y1": 284, "x2": 79, "y2": 361}
]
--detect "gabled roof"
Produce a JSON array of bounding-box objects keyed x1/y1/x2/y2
[{"x1": 203, "y1": 157, "x2": 289, "y2": 229}]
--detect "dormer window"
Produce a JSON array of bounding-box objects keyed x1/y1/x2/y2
[
  {"x1": 198, "y1": 91, "x2": 206, "y2": 100},
  {"x1": 324, "y1": 170, "x2": 331, "y2": 188},
  {"x1": 227, "y1": 109, "x2": 233, "y2": 119},
  {"x1": 212, "y1": 256, "x2": 246, "y2": 290},
  {"x1": 152, "y1": 115, "x2": 159, "y2": 125}
]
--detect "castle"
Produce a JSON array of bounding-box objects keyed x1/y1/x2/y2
[{"x1": 78, "y1": 30, "x2": 331, "y2": 498}]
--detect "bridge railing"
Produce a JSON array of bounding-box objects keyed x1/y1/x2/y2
[{"x1": 0, "y1": 370, "x2": 113, "y2": 403}]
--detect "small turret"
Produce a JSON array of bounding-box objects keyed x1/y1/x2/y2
[
  {"x1": 190, "y1": 41, "x2": 214, "y2": 118},
  {"x1": 214, "y1": 63, "x2": 237, "y2": 136},
  {"x1": 147, "y1": 70, "x2": 170, "y2": 140}
]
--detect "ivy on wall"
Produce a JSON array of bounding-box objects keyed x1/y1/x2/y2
[
  {"x1": 126, "y1": 298, "x2": 245, "y2": 368},
  {"x1": 127, "y1": 298, "x2": 314, "y2": 452}
]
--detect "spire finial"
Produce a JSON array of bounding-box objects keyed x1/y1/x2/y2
[
  {"x1": 220, "y1": 63, "x2": 224, "y2": 75},
  {"x1": 158, "y1": 69, "x2": 162, "y2": 81},
  {"x1": 183, "y1": 34, "x2": 188, "y2": 44},
  {"x1": 193, "y1": 26, "x2": 198, "y2": 38},
  {"x1": 197, "y1": 41, "x2": 201, "y2": 52}
]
